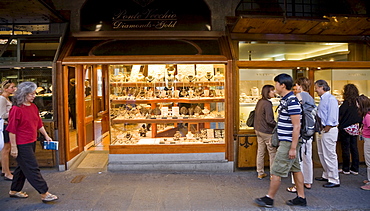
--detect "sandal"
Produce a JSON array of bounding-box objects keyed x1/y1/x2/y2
[
  {"x1": 1, "y1": 172, "x2": 13, "y2": 177},
  {"x1": 9, "y1": 191, "x2": 28, "y2": 198},
  {"x1": 286, "y1": 185, "x2": 297, "y2": 193},
  {"x1": 4, "y1": 175, "x2": 13, "y2": 181},
  {"x1": 42, "y1": 193, "x2": 58, "y2": 203},
  {"x1": 304, "y1": 184, "x2": 312, "y2": 189}
]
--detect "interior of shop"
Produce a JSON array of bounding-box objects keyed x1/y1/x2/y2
[{"x1": 238, "y1": 41, "x2": 370, "y2": 130}]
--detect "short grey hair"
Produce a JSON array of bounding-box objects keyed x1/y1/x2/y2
[
  {"x1": 314, "y1": 79, "x2": 330, "y2": 92},
  {"x1": 12, "y1": 82, "x2": 37, "y2": 107}
]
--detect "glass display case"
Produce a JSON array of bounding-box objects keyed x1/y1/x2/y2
[
  {"x1": 239, "y1": 68, "x2": 292, "y2": 130},
  {"x1": 314, "y1": 69, "x2": 370, "y2": 103},
  {"x1": 109, "y1": 64, "x2": 226, "y2": 145},
  {"x1": 0, "y1": 67, "x2": 53, "y2": 119}
]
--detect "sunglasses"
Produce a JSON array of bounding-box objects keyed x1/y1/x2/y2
[
  {"x1": 4, "y1": 80, "x2": 12, "y2": 86},
  {"x1": 3, "y1": 80, "x2": 12, "y2": 87}
]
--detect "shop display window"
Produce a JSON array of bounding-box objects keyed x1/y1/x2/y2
[
  {"x1": 314, "y1": 69, "x2": 370, "y2": 103},
  {"x1": 0, "y1": 67, "x2": 53, "y2": 119},
  {"x1": 239, "y1": 68, "x2": 292, "y2": 130},
  {"x1": 109, "y1": 64, "x2": 225, "y2": 145}
]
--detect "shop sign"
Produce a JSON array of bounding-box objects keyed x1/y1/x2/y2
[
  {"x1": 112, "y1": 9, "x2": 177, "y2": 30},
  {"x1": 81, "y1": 0, "x2": 211, "y2": 31},
  {"x1": 239, "y1": 69, "x2": 292, "y2": 81},
  {"x1": 332, "y1": 69, "x2": 370, "y2": 80}
]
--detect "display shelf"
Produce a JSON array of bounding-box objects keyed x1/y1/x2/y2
[
  {"x1": 111, "y1": 81, "x2": 225, "y2": 87},
  {"x1": 112, "y1": 98, "x2": 224, "y2": 104},
  {"x1": 109, "y1": 143, "x2": 225, "y2": 154},
  {"x1": 239, "y1": 101, "x2": 280, "y2": 107},
  {"x1": 112, "y1": 117, "x2": 225, "y2": 124}
]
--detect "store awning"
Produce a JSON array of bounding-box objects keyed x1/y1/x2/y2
[{"x1": 229, "y1": 16, "x2": 370, "y2": 36}]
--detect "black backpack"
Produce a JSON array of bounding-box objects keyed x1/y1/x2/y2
[
  {"x1": 300, "y1": 100, "x2": 317, "y2": 140},
  {"x1": 282, "y1": 97, "x2": 317, "y2": 140}
]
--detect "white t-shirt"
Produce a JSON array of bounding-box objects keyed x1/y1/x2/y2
[{"x1": 0, "y1": 95, "x2": 12, "y2": 121}]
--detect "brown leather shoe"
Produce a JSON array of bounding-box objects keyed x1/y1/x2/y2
[{"x1": 257, "y1": 173, "x2": 267, "y2": 180}]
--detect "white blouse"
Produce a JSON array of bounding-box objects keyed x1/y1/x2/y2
[{"x1": 0, "y1": 95, "x2": 12, "y2": 120}]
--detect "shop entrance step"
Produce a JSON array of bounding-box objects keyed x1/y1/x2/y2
[{"x1": 108, "y1": 153, "x2": 233, "y2": 172}]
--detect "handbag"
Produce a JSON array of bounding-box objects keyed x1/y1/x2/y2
[
  {"x1": 271, "y1": 125, "x2": 279, "y2": 147},
  {"x1": 246, "y1": 110, "x2": 255, "y2": 127},
  {"x1": 344, "y1": 123, "x2": 360, "y2": 136}
]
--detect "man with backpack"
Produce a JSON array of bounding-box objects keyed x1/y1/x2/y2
[{"x1": 255, "y1": 73, "x2": 306, "y2": 208}]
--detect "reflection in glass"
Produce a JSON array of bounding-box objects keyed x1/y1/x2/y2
[
  {"x1": 85, "y1": 66, "x2": 92, "y2": 117},
  {"x1": 68, "y1": 68, "x2": 78, "y2": 150}
]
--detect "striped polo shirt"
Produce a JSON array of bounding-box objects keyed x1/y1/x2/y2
[{"x1": 277, "y1": 92, "x2": 302, "y2": 142}]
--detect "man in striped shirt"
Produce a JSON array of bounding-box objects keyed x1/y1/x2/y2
[{"x1": 255, "y1": 73, "x2": 306, "y2": 208}]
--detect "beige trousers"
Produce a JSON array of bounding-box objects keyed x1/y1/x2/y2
[
  {"x1": 255, "y1": 130, "x2": 277, "y2": 175},
  {"x1": 317, "y1": 127, "x2": 340, "y2": 184},
  {"x1": 291, "y1": 136, "x2": 313, "y2": 185}
]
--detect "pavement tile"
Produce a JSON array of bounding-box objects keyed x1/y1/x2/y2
[{"x1": 0, "y1": 166, "x2": 369, "y2": 210}]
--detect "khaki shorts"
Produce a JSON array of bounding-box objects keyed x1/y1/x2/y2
[{"x1": 271, "y1": 141, "x2": 301, "y2": 177}]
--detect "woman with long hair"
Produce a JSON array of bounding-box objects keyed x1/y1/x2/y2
[
  {"x1": 254, "y1": 84, "x2": 277, "y2": 179},
  {"x1": 0, "y1": 79, "x2": 16, "y2": 181},
  {"x1": 356, "y1": 95, "x2": 370, "y2": 190},
  {"x1": 338, "y1": 84, "x2": 362, "y2": 175},
  {"x1": 7, "y1": 82, "x2": 58, "y2": 202},
  {"x1": 286, "y1": 77, "x2": 315, "y2": 193}
]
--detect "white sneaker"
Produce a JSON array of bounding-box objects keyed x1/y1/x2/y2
[
  {"x1": 350, "y1": 170, "x2": 359, "y2": 175},
  {"x1": 338, "y1": 169, "x2": 343, "y2": 173},
  {"x1": 342, "y1": 171, "x2": 350, "y2": 175}
]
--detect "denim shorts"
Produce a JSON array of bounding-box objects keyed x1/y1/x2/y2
[{"x1": 271, "y1": 141, "x2": 301, "y2": 177}]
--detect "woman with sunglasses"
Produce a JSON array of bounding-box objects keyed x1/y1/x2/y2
[{"x1": 0, "y1": 79, "x2": 16, "y2": 181}]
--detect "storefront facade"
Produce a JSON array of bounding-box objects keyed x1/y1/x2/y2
[
  {"x1": 3, "y1": 0, "x2": 370, "y2": 171},
  {"x1": 56, "y1": 0, "x2": 236, "y2": 171}
]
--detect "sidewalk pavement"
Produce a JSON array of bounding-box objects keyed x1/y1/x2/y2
[{"x1": 1, "y1": 165, "x2": 370, "y2": 211}]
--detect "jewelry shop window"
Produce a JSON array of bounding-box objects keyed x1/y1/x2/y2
[
  {"x1": 239, "y1": 69, "x2": 292, "y2": 130},
  {"x1": 109, "y1": 63, "x2": 225, "y2": 145}
]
